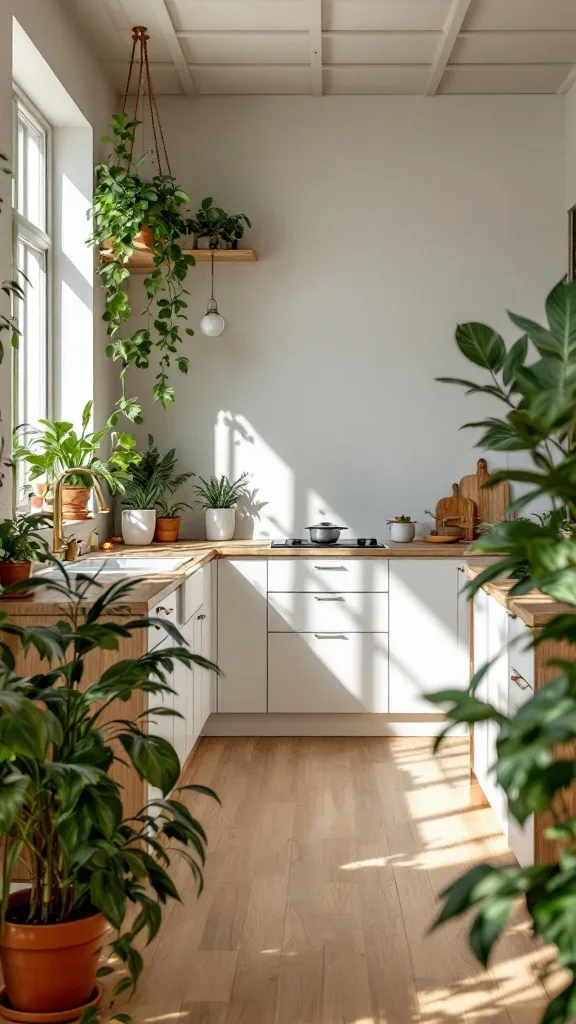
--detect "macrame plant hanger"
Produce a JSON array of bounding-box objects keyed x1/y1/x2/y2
[{"x1": 122, "y1": 26, "x2": 172, "y2": 177}]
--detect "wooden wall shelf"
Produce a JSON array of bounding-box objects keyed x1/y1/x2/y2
[{"x1": 100, "y1": 246, "x2": 258, "y2": 271}]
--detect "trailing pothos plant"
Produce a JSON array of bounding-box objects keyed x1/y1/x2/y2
[
  {"x1": 427, "y1": 278, "x2": 576, "y2": 1024},
  {"x1": 89, "y1": 113, "x2": 195, "y2": 423},
  {"x1": 0, "y1": 565, "x2": 219, "y2": 1018}
]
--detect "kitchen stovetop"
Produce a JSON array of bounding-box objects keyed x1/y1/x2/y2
[{"x1": 271, "y1": 538, "x2": 390, "y2": 549}]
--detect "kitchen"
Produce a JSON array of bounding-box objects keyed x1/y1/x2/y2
[{"x1": 0, "y1": 1, "x2": 575, "y2": 1023}]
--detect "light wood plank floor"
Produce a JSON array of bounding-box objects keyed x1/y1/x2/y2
[{"x1": 104, "y1": 737, "x2": 559, "y2": 1024}]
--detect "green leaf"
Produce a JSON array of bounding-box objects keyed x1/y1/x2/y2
[
  {"x1": 90, "y1": 869, "x2": 126, "y2": 931},
  {"x1": 455, "y1": 323, "x2": 506, "y2": 371},
  {"x1": 502, "y1": 335, "x2": 528, "y2": 387},
  {"x1": 0, "y1": 774, "x2": 29, "y2": 832},
  {"x1": 119, "y1": 733, "x2": 180, "y2": 795},
  {"x1": 432, "y1": 864, "x2": 496, "y2": 929},
  {"x1": 469, "y1": 896, "x2": 515, "y2": 966}
]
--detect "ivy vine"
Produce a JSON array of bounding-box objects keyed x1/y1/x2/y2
[{"x1": 89, "y1": 113, "x2": 194, "y2": 424}]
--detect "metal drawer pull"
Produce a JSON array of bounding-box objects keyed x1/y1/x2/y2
[
  {"x1": 315, "y1": 633, "x2": 348, "y2": 640},
  {"x1": 155, "y1": 605, "x2": 172, "y2": 616},
  {"x1": 314, "y1": 595, "x2": 345, "y2": 602},
  {"x1": 313, "y1": 565, "x2": 346, "y2": 571},
  {"x1": 197, "y1": 613, "x2": 206, "y2": 620},
  {"x1": 511, "y1": 672, "x2": 530, "y2": 690}
]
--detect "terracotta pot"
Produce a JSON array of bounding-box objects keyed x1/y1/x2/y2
[
  {"x1": 61, "y1": 486, "x2": 91, "y2": 521},
  {"x1": 102, "y1": 224, "x2": 153, "y2": 253},
  {"x1": 0, "y1": 562, "x2": 31, "y2": 597},
  {"x1": 154, "y1": 516, "x2": 181, "y2": 543},
  {"x1": 0, "y1": 890, "x2": 108, "y2": 1016}
]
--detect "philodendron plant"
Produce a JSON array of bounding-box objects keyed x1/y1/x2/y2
[
  {"x1": 0, "y1": 566, "x2": 219, "y2": 1020},
  {"x1": 427, "y1": 279, "x2": 576, "y2": 1024},
  {"x1": 89, "y1": 113, "x2": 195, "y2": 422}
]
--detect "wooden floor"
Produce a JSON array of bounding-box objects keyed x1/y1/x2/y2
[{"x1": 104, "y1": 737, "x2": 559, "y2": 1024}]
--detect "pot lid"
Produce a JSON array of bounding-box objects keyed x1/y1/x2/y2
[{"x1": 306, "y1": 521, "x2": 347, "y2": 530}]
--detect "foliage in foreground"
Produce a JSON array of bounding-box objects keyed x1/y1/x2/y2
[
  {"x1": 0, "y1": 565, "x2": 219, "y2": 1009},
  {"x1": 428, "y1": 279, "x2": 576, "y2": 1024}
]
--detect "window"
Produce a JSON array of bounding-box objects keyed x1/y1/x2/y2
[{"x1": 12, "y1": 92, "x2": 51, "y2": 501}]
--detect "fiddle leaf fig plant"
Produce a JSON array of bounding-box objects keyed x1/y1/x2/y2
[
  {"x1": 0, "y1": 566, "x2": 219, "y2": 1004},
  {"x1": 89, "y1": 113, "x2": 195, "y2": 422},
  {"x1": 427, "y1": 278, "x2": 576, "y2": 1024}
]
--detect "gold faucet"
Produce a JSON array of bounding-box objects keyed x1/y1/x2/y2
[{"x1": 51, "y1": 469, "x2": 110, "y2": 558}]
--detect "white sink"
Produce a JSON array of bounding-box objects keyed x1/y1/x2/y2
[{"x1": 36, "y1": 556, "x2": 190, "y2": 578}]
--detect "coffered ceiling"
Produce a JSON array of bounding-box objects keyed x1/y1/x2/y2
[{"x1": 66, "y1": 0, "x2": 576, "y2": 96}]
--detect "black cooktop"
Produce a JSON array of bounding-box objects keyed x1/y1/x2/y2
[{"x1": 271, "y1": 538, "x2": 389, "y2": 549}]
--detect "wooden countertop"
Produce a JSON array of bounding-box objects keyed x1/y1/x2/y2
[
  {"x1": 467, "y1": 565, "x2": 576, "y2": 628},
  {"x1": 0, "y1": 539, "x2": 487, "y2": 615}
]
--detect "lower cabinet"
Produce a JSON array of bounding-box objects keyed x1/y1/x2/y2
[
  {"x1": 388, "y1": 560, "x2": 468, "y2": 714},
  {"x1": 268, "y1": 632, "x2": 389, "y2": 712},
  {"x1": 217, "y1": 558, "x2": 268, "y2": 712}
]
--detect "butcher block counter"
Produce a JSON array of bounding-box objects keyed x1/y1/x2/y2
[
  {"x1": 466, "y1": 564, "x2": 576, "y2": 627},
  {"x1": 1, "y1": 539, "x2": 486, "y2": 614}
]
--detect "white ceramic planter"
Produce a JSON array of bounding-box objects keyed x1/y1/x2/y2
[
  {"x1": 122, "y1": 509, "x2": 156, "y2": 546},
  {"x1": 390, "y1": 521, "x2": 416, "y2": 543},
  {"x1": 205, "y1": 508, "x2": 236, "y2": 542}
]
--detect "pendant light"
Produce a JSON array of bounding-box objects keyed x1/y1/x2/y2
[{"x1": 200, "y1": 253, "x2": 226, "y2": 337}]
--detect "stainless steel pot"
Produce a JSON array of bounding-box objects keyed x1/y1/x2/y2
[{"x1": 306, "y1": 521, "x2": 348, "y2": 545}]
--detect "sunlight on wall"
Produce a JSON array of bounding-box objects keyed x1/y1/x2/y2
[
  {"x1": 59, "y1": 280, "x2": 92, "y2": 426},
  {"x1": 61, "y1": 172, "x2": 92, "y2": 284}
]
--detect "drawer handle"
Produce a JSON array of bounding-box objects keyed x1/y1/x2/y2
[
  {"x1": 315, "y1": 633, "x2": 348, "y2": 640},
  {"x1": 155, "y1": 605, "x2": 173, "y2": 616},
  {"x1": 197, "y1": 613, "x2": 206, "y2": 620},
  {"x1": 313, "y1": 565, "x2": 347, "y2": 571},
  {"x1": 511, "y1": 672, "x2": 530, "y2": 690},
  {"x1": 314, "y1": 595, "x2": 345, "y2": 602}
]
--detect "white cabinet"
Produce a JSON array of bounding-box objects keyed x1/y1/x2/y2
[
  {"x1": 388, "y1": 560, "x2": 468, "y2": 714},
  {"x1": 268, "y1": 591, "x2": 389, "y2": 633},
  {"x1": 268, "y1": 558, "x2": 388, "y2": 593},
  {"x1": 217, "y1": 558, "x2": 268, "y2": 712},
  {"x1": 268, "y1": 632, "x2": 389, "y2": 713}
]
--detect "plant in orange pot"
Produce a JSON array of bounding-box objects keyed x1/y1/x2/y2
[
  {"x1": 0, "y1": 514, "x2": 51, "y2": 596},
  {"x1": 0, "y1": 567, "x2": 219, "y2": 1022},
  {"x1": 154, "y1": 499, "x2": 193, "y2": 543}
]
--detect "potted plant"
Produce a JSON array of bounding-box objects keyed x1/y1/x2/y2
[
  {"x1": 194, "y1": 473, "x2": 249, "y2": 541},
  {"x1": 122, "y1": 435, "x2": 193, "y2": 546},
  {"x1": 12, "y1": 402, "x2": 139, "y2": 520},
  {"x1": 89, "y1": 112, "x2": 194, "y2": 421},
  {"x1": 386, "y1": 515, "x2": 416, "y2": 543},
  {"x1": 0, "y1": 514, "x2": 51, "y2": 594},
  {"x1": 154, "y1": 499, "x2": 193, "y2": 544},
  {"x1": 0, "y1": 567, "x2": 218, "y2": 1020},
  {"x1": 186, "y1": 198, "x2": 251, "y2": 250}
]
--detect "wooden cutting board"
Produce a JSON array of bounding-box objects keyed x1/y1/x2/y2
[
  {"x1": 459, "y1": 458, "x2": 509, "y2": 532},
  {"x1": 435, "y1": 484, "x2": 476, "y2": 541}
]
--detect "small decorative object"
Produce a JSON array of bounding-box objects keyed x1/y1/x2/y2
[
  {"x1": 0, "y1": 568, "x2": 217, "y2": 1019},
  {"x1": 387, "y1": 515, "x2": 416, "y2": 543},
  {"x1": 187, "y1": 197, "x2": 251, "y2": 250},
  {"x1": 154, "y1": 500, "x2": 192, "y2": 543},
  {"x1": 569, "y1": 203, "x2": 576, "y2": 282},
  {"x1": 424, "y1": 533, "x2": 459, "y2": 544},
  {"x1": 200, "y1": 254, "x2": 225, "y2": 337},
  {"x1": 0, "y1": 514, "x2": 51, "y2": 597},
  {"x1": 194, "y1": 473, "x2": 249, "y2": 541}
]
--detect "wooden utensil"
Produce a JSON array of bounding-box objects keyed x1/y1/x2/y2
[
  {"x1": 435, "y1": 483, "x2": 476, "y2": 542},
  {"x1": 459, "y1": 458, "x2": 509, "y2": 534},
  {"x1": 424, "y1": 534, "x2": 460, "y2": 544}
]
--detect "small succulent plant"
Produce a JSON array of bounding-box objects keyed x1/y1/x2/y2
[{"x1": 387, "y1": 515, "x2": 413, "y2": 524}]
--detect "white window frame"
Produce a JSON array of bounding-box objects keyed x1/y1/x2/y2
[{"x1": 12, "y1": 87, "x2": 53, "y2": 505}]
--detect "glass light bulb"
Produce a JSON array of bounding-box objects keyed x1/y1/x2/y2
[{"x1": 200, "y1": 311, "x2": 226, "y2": 337}]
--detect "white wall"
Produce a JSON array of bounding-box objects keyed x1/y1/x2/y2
[
  {"x1": 566, "y1": 81, "x2": 576, "y2": 209},
  {"x1": 0, "y1": 2, "x2": 117, "y2": 526},
  {"x1": 134, "y1": 95, "x2": 564, "y2": 539}
]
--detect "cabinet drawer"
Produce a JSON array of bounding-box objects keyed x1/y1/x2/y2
[
  {"x1": 508, "y1": 616, "x2": 534, "y2": 691},
  {"x1": 267, "y1": 558, "x2": 388, "y2": 593},
  {"x1": 181, "y1": 565, "x2": 206, "y2": 623},
  {"x1": 268, "y1": 591, "x2": 389, "y2": 633},
  {"x1": 268, "y1": 632, "x2": 389, "y2": 713},
  {"x1": 148, "y1": 589, "x2": 179, "y2": 649}
]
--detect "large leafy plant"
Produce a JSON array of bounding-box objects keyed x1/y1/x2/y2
[
  {"x1": 0, "y1": 513, "x2": 51, "y2": 564},
  {"x1": 12, "y1": 401, "x2": 139, "y2": 492},
  {"x1": 428, "y1": 279, "x2": 576, "y2": 1024},
  {"x1": 122, "y1": 434, "x2": 193, "y2": 511},
  {"x1": 89, "y1": 113, "x2": 195, "y2": 422},
  {"x1": 0, "y1": 566, "x2": 218, "y2": 1004}
]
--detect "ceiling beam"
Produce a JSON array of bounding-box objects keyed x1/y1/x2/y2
[
  {"x1": 152, "y1": 0, "x2": 197, "y2": 97},
  {"x1": 424, "y1": 0, "x2": 474, "y2": 96},
  {"x1": 309, "y1": 0, "x2": 323, "y2": 97},
  {"x1": 559, "y1": 65, "x2": 576, "y2": 95}
]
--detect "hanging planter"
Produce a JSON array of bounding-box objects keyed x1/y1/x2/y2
[{"x1": 89, "y1": 26, "x2": 194, "y2": 423}]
